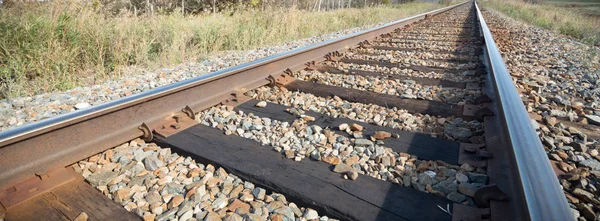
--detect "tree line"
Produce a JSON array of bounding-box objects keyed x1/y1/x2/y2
[{"x1": 2, "y1": 0, "x2": 416, "y2": 14}]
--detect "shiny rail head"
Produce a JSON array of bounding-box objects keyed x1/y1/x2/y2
[
  {"x1": 0, "y1": 1, "x2": 469, "y2": 148},
  {"x1": 473, "y1": 1, "x2": 573, "y2": 221}
]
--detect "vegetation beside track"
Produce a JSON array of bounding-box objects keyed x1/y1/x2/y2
[
  {"x1": 0, "y1": 0, "x2": 443, "y2": 98},
  {"x1": 482, "y1": 0, "x2": 600, "y2": 46}
]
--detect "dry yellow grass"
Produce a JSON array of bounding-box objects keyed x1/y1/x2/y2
[
  {"x1": 482, "y1": 0, "x2": 600, "y2": 46},
  {"x1": 0, "y1": 0, "x2": 443, "y2": 98}
]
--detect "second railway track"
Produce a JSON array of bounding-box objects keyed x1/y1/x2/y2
[{"x1": 0, "y1": 1, "x2": 574, "y2": 221}]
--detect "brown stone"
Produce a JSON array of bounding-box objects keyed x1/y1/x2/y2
[
  {"x1": 577, "y1": 203, "x2": 597, "y2": 221},
  {"x1": 573, "y1": 188, "x2": 600, "y2": 206},
  {"x1": 416, "y1": 161, "x2": 430, "y2": 172},
  {"x1": 115, "y1": 187, "x2": 131, "y2": 202},
  {"x1": 143, "y1": 214, "x2": 156, "y2": 221},
  {"x1": 264, "y1": 195, "x2": 274, "y2": 203},
  {"x1": 350, "y1": 123, "x2": 364, "y2": 132},
  {"x1": 557, "y1": 151, "x2": 568, "y2": 160},
  {"x1": 88, "y1": 155, "x2": 100, "y2": 163},
  {"x1": 389, "y1": 157, "x2": 397, "y2": 166},
  {"x1": 344, "y1": 155, "x2": 360, "y2": 165},
  {"x1": 399, "y1": 152, "x2": 411, "y2": 158},
  {"x1": 381, "y1": 156, "x2": 397, "y2": 167},
  {"x1": 249, "y1": 201, "x2": 264, "y2": 210},
  {"x1": 559, "y1": 162, "x2": 572, "y2": 173},
  {"x1": 205, "y1": 212, "x2": 221, "y2": 221},
  {"x1": 240, "y1": 192, "x2": 254, "y2": 202},
  {"x1": 188, "y1": 167, "x2": 202, "y2": 178},
  {"x1": 285, "y1": 150, "x2": 295, "y2": 159},
  {"x1": 327, "y1": 134, "x2": 338, "y2": 144},
  {"x1": 150, "y1": 202, "x2": 163, "y2": 215},
  {"x1": 544, "y1": 116, "x2": 557, "y2": 127},
  {"x1": 229, "y1": 184, "x2": 244, "y2": 198},
  {"x1": 565, "y1": 192, "x2": 580, "y2": 204},
  {"x1": 373, "y1": 131, "x2": 392, "y2": 140},
  {"x1": 216, "y1": 167, "x2": 228, "y2": 178},
  {"x1": 323, "y1": 156, "x2": 341, "y2": 165},
  {"x1": 227, "y1": 199, "x2": 250, "y2": 214},
  {"x1": 168, "y1": 195, "x2": 184, "y2": 209},
  {"x1": 303, "y1": 116, "x2": 316, "y2": 122},
  {"x1": 270, "y1": 214, "x2": 283, "y2": 221},
  {"x1": 185, "y1": 187, "x2": 197, "y2": 199},
  {"x1": 323, "y1": 129, "x2": 333, "y2": 137},
  {"x1": 124, "y1": 202, "x2": 137, "y2": 211},
  {"x1": 97, "y1": 159, "x2": 110, "y2": 165},
  {"x1": 105, "y1": 150, "x2": 114, "y2": 162},
  {"x1": 206, "y1": 177, "x2": 222, "y2": 188}
]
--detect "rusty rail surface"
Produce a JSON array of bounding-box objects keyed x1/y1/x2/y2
[{"x1": 0, "y1": 2, "x2": 468, "y2": 188}]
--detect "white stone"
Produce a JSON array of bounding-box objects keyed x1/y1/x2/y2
[
  {"x1": 304, "y1": 208, "x2": 319, "y2": 220},
  {"x1": 255, "y1": 101, "x2": 267, "y2": 108},
  {"x1": 74, "y1": 102, "x2": 91, "y2": 110}
]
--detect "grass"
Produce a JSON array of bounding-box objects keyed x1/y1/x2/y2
[
  {"x1": 545, "y1": 0, "x2": 600, "y2": 18},
  {"x1": 481, "y1": 0, "x2": 600, "y2": 46},
  {"x1": 0, "y1": 0, "x2": 444, "y2": 98}
]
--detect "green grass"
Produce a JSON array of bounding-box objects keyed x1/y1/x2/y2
[
  {"x1": 482, "y1": 0, "x2": 600, "y2": 46},
  {"x1": 0, "y1": 0, "x2": 444, "y2": 98}
]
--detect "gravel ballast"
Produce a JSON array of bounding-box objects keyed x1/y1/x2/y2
[
  {"x1": 249, "y1": 86, "x2": 484, "y2": 143},
  {"x1": 76, "y1": 139, "x2": 332, "y2": 221},
  {"x1": 198, "y1": 105, "x2": 485, "y2": 205},
  {"x1": 293, "y1": 70, "x2": 480, "y2": 104}
]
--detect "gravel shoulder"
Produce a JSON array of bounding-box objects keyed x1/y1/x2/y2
[
  {"x1": 0, "y1": 21, "x2": 399, "y2": 132},
  {"x1": 482, "y1": 7, "x2": 600, "y2": 221}
]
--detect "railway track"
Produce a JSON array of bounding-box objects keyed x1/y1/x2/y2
[{"x1": 0, "y1": 1, "x2": 574, "y2": 221}]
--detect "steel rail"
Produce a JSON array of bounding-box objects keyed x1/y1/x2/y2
[
  {"x1": 474, "y1": 2, "x2": 573, "y2": 220},
  {"x1": 0, "y1": 2, "x2": 469, "y2": 188}
]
